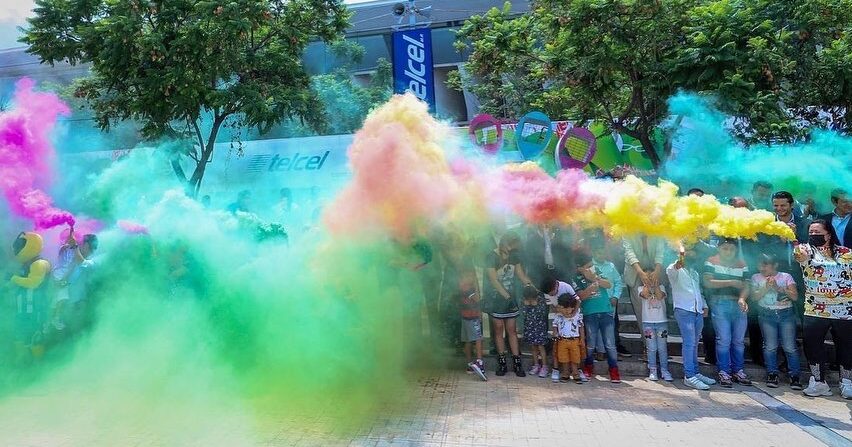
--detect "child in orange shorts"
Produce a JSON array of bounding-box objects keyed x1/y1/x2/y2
[{"x1": 553, "y1": 293, "x2": 585, "y2": 383}]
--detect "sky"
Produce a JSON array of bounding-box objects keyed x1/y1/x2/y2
[{"x1": 0, "y1": 0, "x2": 379, "y2": 50}]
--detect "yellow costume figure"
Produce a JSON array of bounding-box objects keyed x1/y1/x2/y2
[{"x1": 9, "y1": 232, "x2": 51, "y2": 359}]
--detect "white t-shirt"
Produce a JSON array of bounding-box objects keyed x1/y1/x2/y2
[
  {"x1": 545, "y1": 280, "x2": 577, "y2": 306},
  {"x1": 751, "y1": 272, "x2": 796, "y2": 310},
  {"x1": 639, "y1": 285, "x2": 668, "y2": 323},
  {"x1": 553, "y1": 312, "x2": 583, "y2": 338}
]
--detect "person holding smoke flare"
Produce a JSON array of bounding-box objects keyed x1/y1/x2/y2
[
  {"x1": 8, "y1": 232, "x2": 52, "y2": 363},
  {"x1": 703, "y1": 238, "x2": 752, "y2": 388},
  {"x1": 483, "y1": 231, "x2": 533, "y2": 377},
  {"x1": 794, "y1": 219, "x2": 852, "y2": 399}
]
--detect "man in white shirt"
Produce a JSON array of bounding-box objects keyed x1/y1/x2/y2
[{"x1": 667, "y1": 247, "x2": 716, "y2": 390}]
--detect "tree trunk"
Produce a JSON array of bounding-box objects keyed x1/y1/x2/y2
[
  {"x1": 187, "y1": 114, "x2": 227, "y2": 198},
  {"x1": 638, "y1": 129, "x2": 662, "y2": 169}
]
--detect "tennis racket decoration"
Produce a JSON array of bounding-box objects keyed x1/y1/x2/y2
[
  {"x1": 556, "y1": 126, "x2": 598, "y2": 170},
  {"x1": 515, "y1": 111, "x2": 553, "y2": 160},
  {"x1": 468, "y1": 114, "x2": 503, "y2": 155}
]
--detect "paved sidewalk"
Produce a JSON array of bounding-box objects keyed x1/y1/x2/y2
[{"x1": 0, "y1": 367, "x2": 849, "y2": 447}]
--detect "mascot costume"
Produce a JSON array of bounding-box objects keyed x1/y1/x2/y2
[{"x1": 9, "y1": 232, "x2": 51, "y2": 360}]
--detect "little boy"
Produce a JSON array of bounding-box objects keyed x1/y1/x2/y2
[
  {"x1": 553, "y1": 293, "x2": 585, "y2": 383},
  {"x1": 459, "y1": 271, "x2": 487, "y2": 381}
]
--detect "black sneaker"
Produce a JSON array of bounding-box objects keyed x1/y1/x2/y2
[
  {"x1": 512, "y1": 355, "x2": 526, "y2": 377},
  {"x1": 617, "y1": 345, "x2": 632, "y2": 358},
  {"x1": 719, "y1": 372, "x2": 733, "y2": 388},
  {"x1": 496, "y1": 354, "x2": 508, "y2": 377},
  {"x1": 766, "y1": 373, "x2": 779, "y2": 388},
  {"x1": 790, "y1": 375, "x2": 803, "y2": 390},
  {"x1": 732, "y1": 370, "x2": 752, "y2": 386}
]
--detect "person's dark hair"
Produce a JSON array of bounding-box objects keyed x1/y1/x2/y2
[
  {"x1": 771, "y1": 191, "x2": 794, "y2": 204},
  {"x1": 540, "y1": 276, "x2": 559, "y2": 295},
  {"x1": 499, "y1": 231, "x2": 521, "y2": 250},
  {"x1": 830, "y1": 188, "x2": 848, "y2": 204},
  {"x1": 727, "y1": 196, "x2": 747, "y2": 207},
  {"x1": 718, "y1": 237, "x2": 739, "y2": 247},
  {"x1": 574, "y1": 250, "x2": 592, "y2": 268},
  {"x1": 83, "y1": 234, "x2": 98, "y2": 249},
  {"x1": 557, "y1": 293, "x2": 578, "y2": 308},
  {"x1": 753, "y1": 180, "x2": 772, "y2": 191},
  {"x1": 809, "y1": 218, "x2": 840, "y2": 248},
  {"x1": 523, "y1": 285, "x2": 539, "y2": 300},
  {"x1": 758, "y1": 253, "x2": 778, "y2": 265},
  {"x1": 687, "y1": 188, "x2": 705, "y2": 196}
]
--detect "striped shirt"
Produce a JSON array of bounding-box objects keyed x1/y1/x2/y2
[{"x1": 703, "y1": 255, "x2": 748, "y2": 300}]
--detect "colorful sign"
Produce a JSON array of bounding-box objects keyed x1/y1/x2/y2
[
  {"x1": 556, "y1": 127, "x2": 597, "y2": 170},
  {"x1": 468, "y1": 114, "x2": 503, "y2": 154},
  {"x1": 392, "y1": 28, "x2": 436, "y2": 111},
  {"x1": 514, "y1": 111, "x2": 553, "y2": 160}
]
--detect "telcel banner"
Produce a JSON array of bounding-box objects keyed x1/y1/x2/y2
[{"x1": 392, "y1": 28, "x2": 436, "y2": 111}]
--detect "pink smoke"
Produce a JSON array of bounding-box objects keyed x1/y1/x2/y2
[
  {"x1": 0, "y1": 77, "x2": 75, "y2": 230},
  {"x1": 493, "y1": 165, "x2": 605, "y2": 223},
  {"x1": 118, "y1": 219, "x2": 150, "y2": 234}
]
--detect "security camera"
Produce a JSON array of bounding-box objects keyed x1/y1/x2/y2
[{"x1": 392, "y1": 3, "x2": 406, "y2": 16}]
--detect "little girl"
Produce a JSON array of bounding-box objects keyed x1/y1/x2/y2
[
  {"x1": 522, "y1": 285, "x2": 550, "y2": 378},
  {"x1": 640, "y1": 281, "x2": 673, "y2": 381}
]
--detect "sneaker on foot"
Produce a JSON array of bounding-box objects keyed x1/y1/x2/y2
[
  {"x1": 578, "y1": 370, "x2": 589, "y2": 382},
  {"x1": 766, "y1": 373, "x2": 779, "y2": 388},
  {"x1": 661, "y1": 370, "x2": 674, "y2": 382},
  {"x1": 840, "y1": 378, "x2": 852, "y2": 400},
  {"x1": 803, "y1": 376, "x2": 832, "y2": 397},
  {"x1": 583, "y1": 364, "x2": 594, "y2": 379},
  {"x1": 528, "y1": 364, "x2": 541, "y2": 376},
  {"x1": 617, "y1": 345, "x2": 632, "y2": 357},
  {"x1": 718, "y1": 371, "x2": 733, "y2": 388},
  {"x1": 574, "y1": 377, "x2": 584, "y2": 384},
  {"x1": 695, "y1": 373, "x2": 717, "y2": 385},
  {"x1": 538, "y1": 365, "x2": 549, "y2": 378},
  {"x1": 609, "y1": 367, "x2": 621, "y2": 384},
  {"x1": 790, "y1": 375, "x2": 803, "y2": 391},
  {"x1": 551, "y1": 369, "x2": 560, "y2": 383},
  {"x1": 559, "y1": 375, "x2": 571, "y2": 383},
  {"x1": 684, "y1": 375, "x2": 710, "y2": 390},
  {"x1": 469, "y1": 361, "x2": 487, "y2": 382},
  {"x1": 733, "y1": 370, "x2": 752, "y2": 386},
  {"x1": 648, "y1": 369, "x2": 659, "y2": 381}
]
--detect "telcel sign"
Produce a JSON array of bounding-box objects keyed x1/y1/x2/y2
[{"x1": 392, "y1": 28, "x2": 436, "y2": 111}]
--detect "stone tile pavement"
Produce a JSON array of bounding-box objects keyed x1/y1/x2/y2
[{"x1": 0, "y1": 367, "x2": 849, "y2": 447}]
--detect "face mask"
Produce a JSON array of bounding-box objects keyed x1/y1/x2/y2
[{"x1": 808, "y1": 234, "x2": 827, "y2": 247}]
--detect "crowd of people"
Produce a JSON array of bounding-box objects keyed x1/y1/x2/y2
[
  {"x1": 5, "y1": 181, "x2": 851, "y2": 402},
  {"x1": 435, "y1": 183, "x2": 851, "y2": 400}
]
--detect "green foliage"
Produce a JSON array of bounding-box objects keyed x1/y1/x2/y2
[
  {"x1": 453, "y1": 0, "x2": 852, "y2": 166},
  {"x1": 22, "y1": 0, "x2": 350, "y2": 194}
]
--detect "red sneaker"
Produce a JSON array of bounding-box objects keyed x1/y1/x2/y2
[
  {"x1": 609, "y1": 367, "x2": 621, "y2": 383},
  {"x1": 583, "y1": 364, "x2": 594, "y2": 378}
]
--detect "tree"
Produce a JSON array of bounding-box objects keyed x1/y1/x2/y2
[
  {"x1": 22, "y1": 0, "x2": 350, "y2": 196},
  {"x1": 452, "y1": 0, "x2": 852, "y2": 167}
]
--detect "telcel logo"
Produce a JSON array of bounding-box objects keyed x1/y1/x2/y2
[
  {"x1": 401, "y1": 33, "x2": 428, "y2": 100},
  {"x1": 268, "y1": 151, "x2": 330, "y2": 172}
]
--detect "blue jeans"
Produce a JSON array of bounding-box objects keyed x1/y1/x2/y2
[
  {"x1": 758, "y1": 307, "x2": 800, "y2": 375},
  {"x1": 674, "y1": 308, "x2": 704, "y2": 378},
  {"x1": 711, "y1": 299, "x2": 748, "y2": 374},
  {"x1": 643, "y1": 321, "x2": 669, "y2": 372},
  {"x1": 584, "y1": 313, "x2": 617, "y2": 368}
]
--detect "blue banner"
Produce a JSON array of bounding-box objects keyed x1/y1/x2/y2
[{"x1": 392, "y1": 28, "x2": 435, "y2": 111}]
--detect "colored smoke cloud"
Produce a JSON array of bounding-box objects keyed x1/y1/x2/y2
[{"x1": 0, "y1": 77, "x2": 75, "y2": 229}]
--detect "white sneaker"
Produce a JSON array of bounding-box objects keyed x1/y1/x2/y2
[
  {"x1": 841, "y1": 379, "x2": 852, "y2": 400},
  {"x1": 469, "y1": 361, "x2": 487, "y2": 382},
  {"x1": 578, "y1": 370, "x2": 589, "y2": 382},
  {"x1": 648, "y1": 369, "x2": 659, "y2": 381},
  {"x1": 551, "y1": 368, "x2": 560, "y2": 383},
  {"x1": 684, "y1": 376, "x2": 710, "y2": 390},
  {"x1": 695, "y1": 373, "x2": 717, "y2": 385},
  {"x1": 528, "y1": 364, "x2": 541, "y2": 376},
  {"x1": 538, "y1": 365, "x2": 549, "y2": 378},
  {"x1": 803, "y1": 377, "x2": 832, "y2": 397},
  {"x1": 661, "y1": 370, "x2": 674, "y2": 382}
]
